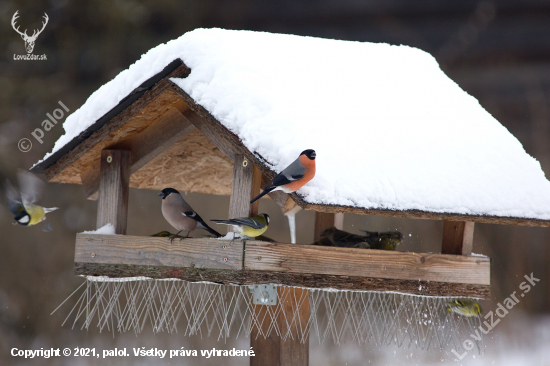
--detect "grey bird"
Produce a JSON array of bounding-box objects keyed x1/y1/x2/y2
[{"x1": 158, "y1": 188, "x2": 221, "y2": 240}]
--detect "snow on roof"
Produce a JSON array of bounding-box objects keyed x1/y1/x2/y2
[{"x1": 38, "y1": 28, "x2": 550, "y2": 220}]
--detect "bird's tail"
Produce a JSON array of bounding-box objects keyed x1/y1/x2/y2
[
  {"x1": 210, "y1": 219, "x2": 234, "y2": 225},
  {"x1": 183, "y1": 211, "x2": 222, "y2": 237},
  {"x1": 250, "y1": 186, "x2": 275, "y2": 204}
]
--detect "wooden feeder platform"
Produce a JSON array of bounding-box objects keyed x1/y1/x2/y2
[{"x1": 75, "y1": 234, "x2": 490, "y2": 298}]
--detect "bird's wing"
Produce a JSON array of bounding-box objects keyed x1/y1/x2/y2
[
  {"x1": 278, "y1": 157, "x2": 306, "y2": 182},
  {"x1": 17, "y1": 170, "x2": 45, "y2": 206},
  {"x1": 228, "y1": 217, "x2": 266, "y2": 230},
  {"x1": 4, "y1": 179, "x2": 24, "y2": 214},
  {"x1": 183, "y1": 211, "x2": 221, "y2": 237},
  {"x1": 266, "y1": 157, "x2": 306, "y2": 189}
]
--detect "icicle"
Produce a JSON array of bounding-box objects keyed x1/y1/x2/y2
[{"x1": 287, "y1": 213, "x2": 296, "y2": 244}]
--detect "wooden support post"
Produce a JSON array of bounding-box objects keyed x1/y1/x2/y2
[
  {"x1": 442, "y1": 220, "x2": 475, "y2": 255},
  {"x1": 279, "y1": 287, "x2": 309, "y2": 366},
  {"x1": 251, "y1": 287, "x2": 309, "y2": 366},
  {"x1": 97, "y1": 150, "x2": 131, "y2": 234},
  {"x1": 314, "y1": 212, "x2": 335, "y2": 241},
  {"x1": 229, "y1": 155, "x2": 262, "y2": 219},
  {"x1": 251, "y1": 302, "x2": 281, "y2": 366},
  {"x1": 334, "y1": 213, "x2": 344, "y2": 230}
]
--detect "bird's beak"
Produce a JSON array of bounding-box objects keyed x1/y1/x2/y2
[
  {"x1": 12, "y1": 220, "x2": 18, "y2": 225},
  {"x1": 158, "y1": 192, "x2": 165, "y2": 198}
]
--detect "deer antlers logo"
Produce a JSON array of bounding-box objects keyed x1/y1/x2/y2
[{"x1": 12, "y1": 11, "x2": 49, "y2": 54}]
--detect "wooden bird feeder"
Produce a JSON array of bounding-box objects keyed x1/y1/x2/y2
[{"x1": 32, "y1": 55, "x2": 548, "y2": 365}]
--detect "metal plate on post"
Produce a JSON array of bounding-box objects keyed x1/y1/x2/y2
[{"x1": 250, "y1": 284, "x2": 277, "y2": 305}]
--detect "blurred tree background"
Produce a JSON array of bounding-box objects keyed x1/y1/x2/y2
[{"x1": 0, "y1": 0, "x2": 549, "y2": 365}]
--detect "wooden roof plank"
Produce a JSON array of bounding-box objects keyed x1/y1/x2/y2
[
  {"x1": 80, "y1": 107, "x2": 195, "y2": 200},
  {"x1": 37, "y1": 61, "x2": 191, "y2": 180}
]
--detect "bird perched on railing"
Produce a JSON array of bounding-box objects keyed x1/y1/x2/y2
[
  {"x1": 211, "y1": 214, "x2": 270, "y2": 240},
  {"x1": 360, "y1": 230, "x2": 403, "y2": 251},
  {"x1": 312, "y1": 227, "x2": 371, "y2": 248},
  {"x1": 4, "y1": 170, "x2": 57, "y2": 230},
  {"x1": 250, "y1": 149, "x2": 316, "y2": 204},
  {"x1": 446, "y1": 299, "x2": 483, "y2": 317},
  {"x1": 158, "y1": 188, "x2": 221, "y2": 241},
  {"x1": 312, "y1": 227, "x2": 403, "y2": 250}
]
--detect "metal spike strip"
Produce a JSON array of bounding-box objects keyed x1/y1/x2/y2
[{"x1": 53, "y1": 277, "x2": 483, "y2": 352}]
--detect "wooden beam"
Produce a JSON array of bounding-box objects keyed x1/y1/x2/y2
[
  {"x1": 43, "y1": 64, "x2": 191, "y2": 181},
  {"x1": 245, "y1": 241, "x2": 489, "y2": 285},
  {"x1": 74, "y1": 235, "x2": 490, "y2": 297},
  {"x1": 334, "y1": 213, "x2": 344, "y2": 230},
  {"x1": 75, "y1": 263, "x2": 490, "y2": 299},
  {"x1": 97, "y1": 150, "x2": 131, "y2": 234},
  {"x1": 251, "y1": 300, "x2": 280, "y2": 366},
  {"x1": 279, "y1": 287, "x2": 309, "y2": 366},
  {"x1": 297, "y1": 200, "x2": 550, "y2": 227},
  {"x1": 181, "y1": 108, "x2": 242, "y2": 163},
  {"x1": 314, "y1": 212, "x2": 335, "y2": 241},
  {"x1": 442, "y1": 221, "x2": 475, "y2": 255},
  {"x1": 75, "y1": 234, "x2": 242, "y2": 269},
  {"x1": 229, "y1": 155, "x2": 262, "y2": 219},
  {"x1": 81, "y1": 108, "x2": 195, "y2": 200},
  {"x1": 251, "y1": 287, "x2": 310, "y2": 366},
  {"x1": 259, "y1": 174, "x2": 298, "y2": 213}
]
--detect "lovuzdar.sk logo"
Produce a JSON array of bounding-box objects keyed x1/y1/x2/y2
[{"x1": 12, "y1": 10, "x2": 48, "y2": 60}]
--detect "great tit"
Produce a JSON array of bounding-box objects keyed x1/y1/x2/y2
[
  {"x1": 446, "y1": 299, "x2": 483, "y2": 317},
  {"x1": 5, "y1": 170, "x2": 58, "y2": 228},
  {"x1": 158, "y1": 188, "x2": 221, "y2": 241},
  {"x1": 250, "y1": 149, "x2": 316, "y2": 203},
  {"x1": 211, "y1": 213, "x2": 270, "y2": 239}
]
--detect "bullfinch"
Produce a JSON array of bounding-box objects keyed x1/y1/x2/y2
[
  {"x1": 5, "y1": 170, "x2": 58, "y2": 229},
  {"x1": 211, "y1": 213, "x2": 269, "y2": 239},
  {"x1": 250, "y1": 149, "x2": 316, "y2": 204},
  {"x1": 158, "y1": 188, "x2": 221, "y2": 240}
]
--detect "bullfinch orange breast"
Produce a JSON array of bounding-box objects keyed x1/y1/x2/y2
[{"x1": 250, "y1": 149, "x2": 316, "y2": 204}]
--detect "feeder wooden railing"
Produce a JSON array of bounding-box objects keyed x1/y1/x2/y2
[{"x1": 74, "y1": 234, "x2": 491, "y2": 299}]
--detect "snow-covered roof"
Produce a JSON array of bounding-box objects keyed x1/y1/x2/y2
[{"x1": 35, "y1": 28, "x2": 550, "y2": 222}]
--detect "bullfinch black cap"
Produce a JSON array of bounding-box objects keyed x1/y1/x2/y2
[
  {"x1": 300, "y1": 149, "x2": 316, "y2": 160},
  {"x1": 159, "y1": 187, "x2": 180, "y2": 199}
]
